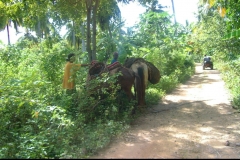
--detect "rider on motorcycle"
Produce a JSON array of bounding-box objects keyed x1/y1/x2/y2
[
  {"x1": 203, "y1": 55, "x2": 211, "y2": 63},
  {"x1": 203, "y1": 55, "x2": 213, "y2": 69}
]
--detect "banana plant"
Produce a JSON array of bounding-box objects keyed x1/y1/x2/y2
[{"x1": 223, "y1": 28, "x2": 240, "y2": 40}]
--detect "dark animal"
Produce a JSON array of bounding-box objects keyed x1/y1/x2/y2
[
  {"x1": 124, "y1": 57, "x2": 161, "y2": 105},
  {"x1": 87, "y1": 61, "x2": 144, "y2": 107}
]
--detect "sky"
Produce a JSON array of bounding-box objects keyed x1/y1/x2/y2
[
  {"x1": 119, "y1": 0, "x2": 199, "y2": 27},
  {"x1": 0, "y1": 0, "x2": 199, "y2": 45}
]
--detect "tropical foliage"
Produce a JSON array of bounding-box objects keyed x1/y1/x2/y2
[
  {"x1": 0, "y1": 0, "x2": 240, "y2": 158},
  {"x1": 193, "y1": 0, "x2": 240, "y2": 108}
]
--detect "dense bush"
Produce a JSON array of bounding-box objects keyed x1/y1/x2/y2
[
  {"x1": 0, "y1": 40, "x2": 143, "y2": 158},
  {"x1": 216, "y1": 57, "x2": 240, "y2": 109}
]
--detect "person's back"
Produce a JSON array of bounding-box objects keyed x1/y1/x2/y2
[
  {"x1": 207, "y1": 56, "x2": 211, "y2": 62},
  {"x1": 111, "y1": 52, "x2": 119, "y2": 64},
  {"x1": 203, "y1": 55, "x2": 210, "y2": 62}
]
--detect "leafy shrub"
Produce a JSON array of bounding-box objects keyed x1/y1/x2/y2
[
  {"x1": 217, "y1": 57, "x2": 240, "y2": 109},
  {"x1": 145, "y1": 87, "x2": 165, "y2": 105}
]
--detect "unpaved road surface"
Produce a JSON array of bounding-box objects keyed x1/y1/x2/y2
[{"x1": 90, "y1": 63, "x2": 240, "y2": 159}]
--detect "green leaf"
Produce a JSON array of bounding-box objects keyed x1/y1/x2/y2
[
  {"x1": 139, "y1": 47, "x2": 150, "y2": 53},
  {"x1": 223, "y1": 29, "x2": 240, "y2": 40}
]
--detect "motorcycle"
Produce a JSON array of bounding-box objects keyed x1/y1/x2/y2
[{"x1": 203, "y1": 61, "x2": 213, "y2": 70}]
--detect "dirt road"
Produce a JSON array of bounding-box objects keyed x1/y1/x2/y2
[{"x1": 90, "y1": 63, "x2": 240, "y2": 159}]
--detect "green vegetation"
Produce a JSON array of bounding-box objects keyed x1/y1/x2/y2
[
  {"x1": 0, "y1": 0, "x2": 240, "y2": 158},
  {"x1": 190, "y1": 0, "x2": 240, "y2": 109}
]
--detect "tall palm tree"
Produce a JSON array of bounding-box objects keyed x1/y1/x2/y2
[
  {"x1": 0, "y1": 1, "x2": 23, "y2": 45},
  {"x1": 171, "y1": 0, "x2": 176, "y2": 24},
  {"x1": 0, "y1": 19, "x2": 22, "y2": 45}
]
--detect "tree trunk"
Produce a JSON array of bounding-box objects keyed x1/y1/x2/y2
[
  {"x1": 86, "y1": 0, "x2": 93, "y2": 62},
  {"x1": 37, "y1": 17, "x2": 41, "y2": 38},
  {"x1": 108, "y1": 23, "x2": 114, "y2": 52},
  {"x1": 171, "y1": 0, "x2": 176, "y2": 24},
  {"x1": 91, "y1": 0, "x2": 99, "y2": 60},
  {"x1": 81, "y1": 22, "x2": 86, "y2": 52},
  {"x1": 6, "y1": 24, "x2": 10, "y2": 45},
  {"x1": 72, "y1": 20, "x2": 76, "y2": 49}
]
